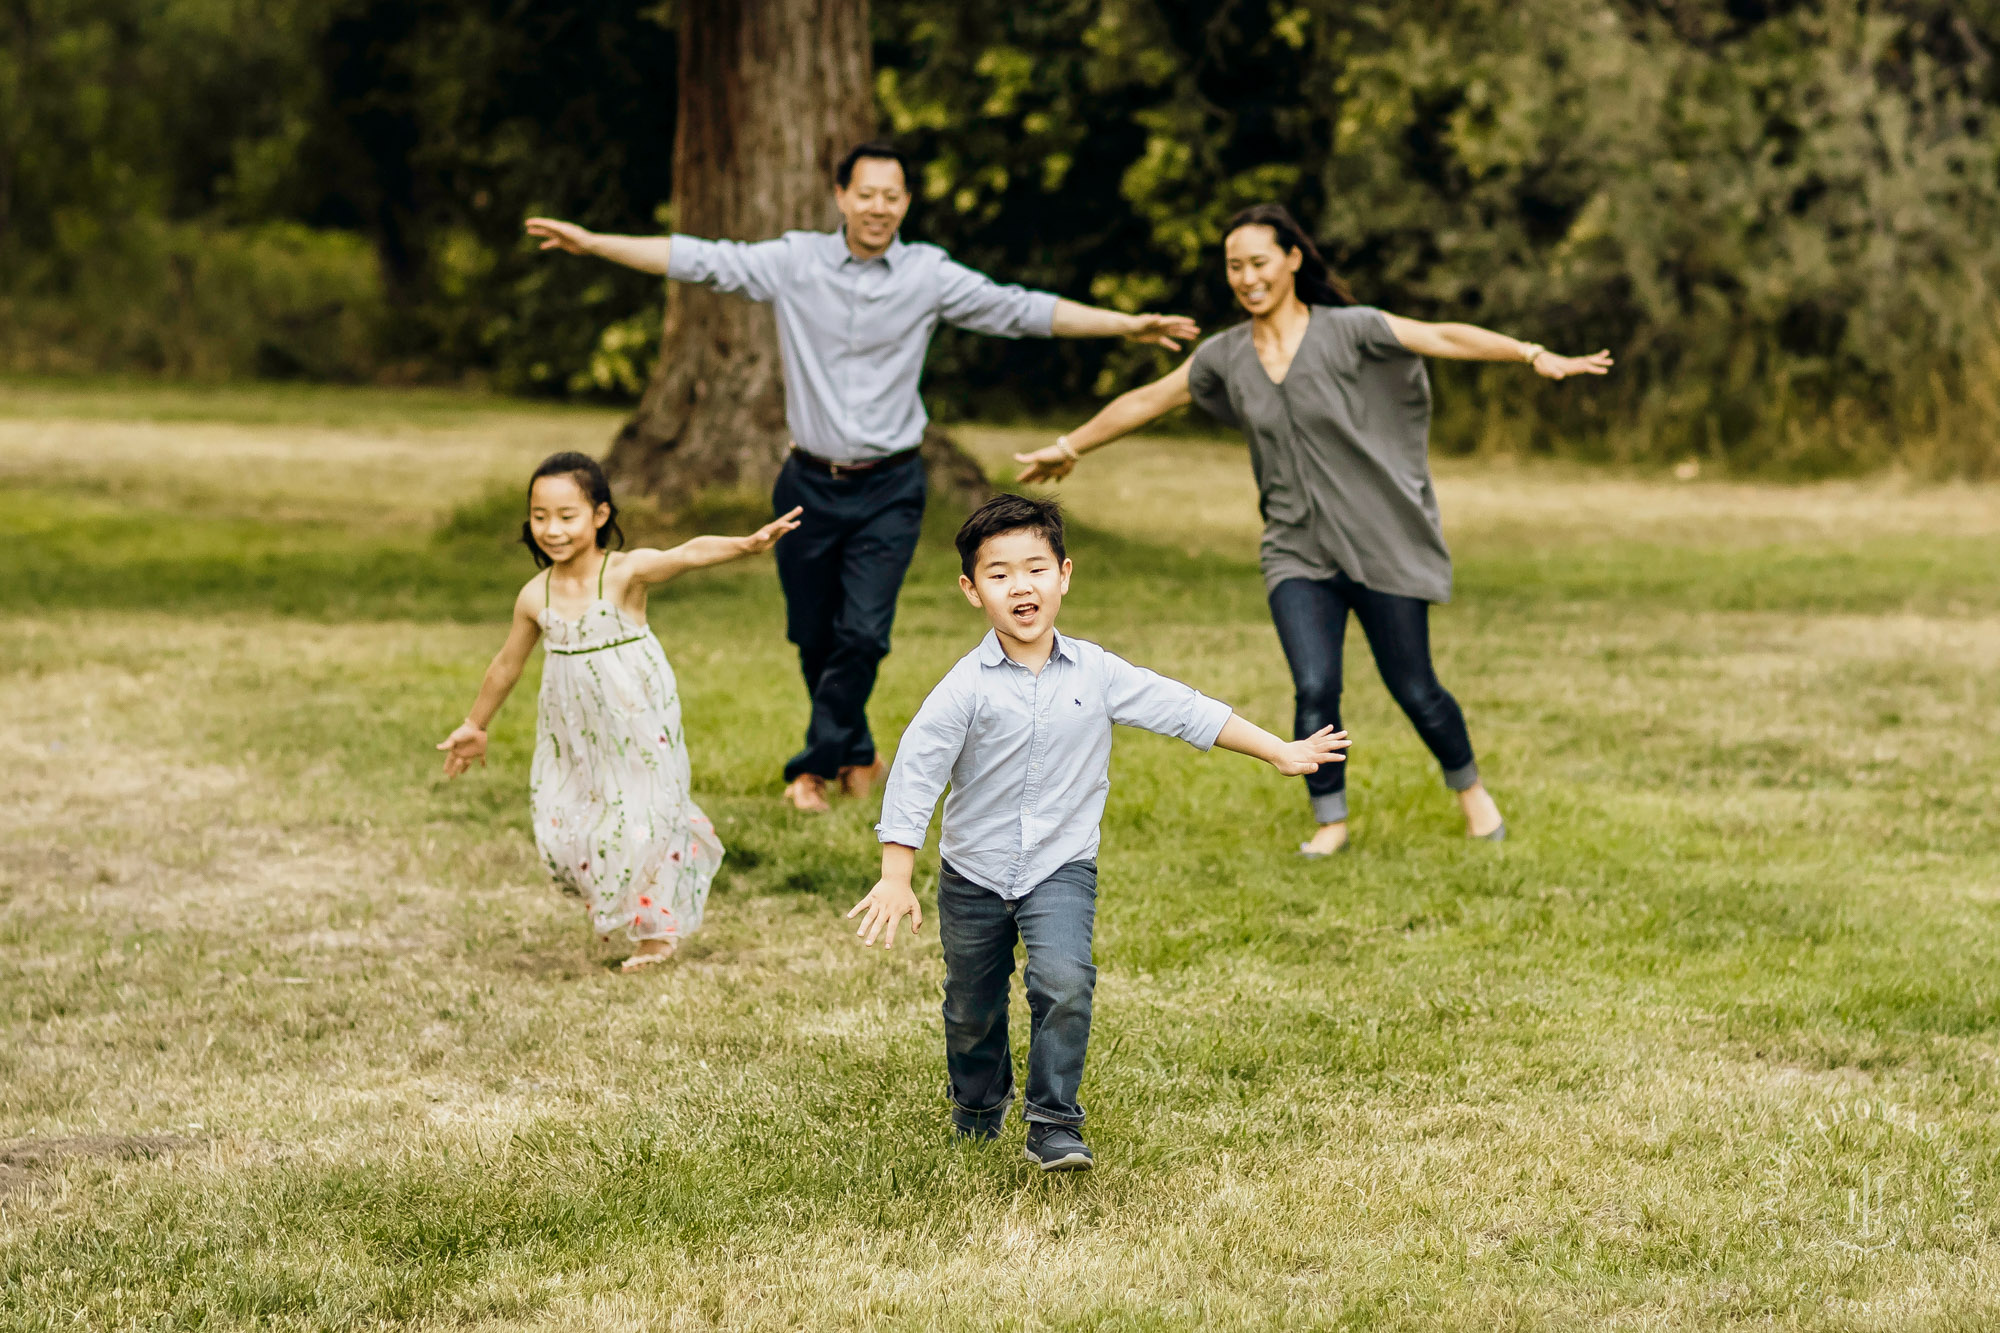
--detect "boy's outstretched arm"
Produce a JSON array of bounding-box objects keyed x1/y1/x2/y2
[
  {"x1": 1214, "y1": 716, "x2": 1349, "y2": 776},
  {"x1": 847, "y1": 844, "x2": 922, "y2": 948}
]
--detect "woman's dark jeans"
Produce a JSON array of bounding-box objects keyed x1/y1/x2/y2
[
  {"x1": 1267, "y1": 574, "x2": 1478, "y2": 824},
  {"x1": 936, "y1": 860, "x2": 1097, "y2": 1132}
]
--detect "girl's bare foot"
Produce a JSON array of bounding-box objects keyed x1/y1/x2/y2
[
  {"x1": 620, "y1": 938, "x2": 678, "y2": 973},
  {"x1": 1299, "y1": 821, "x2": 1349, "y2": 857},
  {"x1": 1458, "y1": 782, "x2": 1505, "y2": 839}
]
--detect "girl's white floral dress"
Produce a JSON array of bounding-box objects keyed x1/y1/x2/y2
[{"x1": 531, "y1": 560, "x2": 723, "y2": 944}]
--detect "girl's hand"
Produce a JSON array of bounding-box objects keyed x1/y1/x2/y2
[
  {"x1": 845, "y1": 877, "x2": 923, "y2": 948},
  {"x1": 1533, "y1": 349, "x2": 1614, "y2": 380},
  {"x1": 742, "y1": 506, "x2": 803, "y2": 554},
  {"x1": 1014, "y1": 443, "x2": 1078, "y2": 484},
  {"x1": 1270, "y1": 726, "x2": 1349, "y2": 777},
  {"x1": 436, "y1": 722, "x2": 489, "y2": 778}
]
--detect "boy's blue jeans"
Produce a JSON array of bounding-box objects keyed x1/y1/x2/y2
[{"x1": 936, "y1": 859, "x2": 1097, "y2": 1133}]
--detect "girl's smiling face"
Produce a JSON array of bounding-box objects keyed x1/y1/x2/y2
[{"x1": 528, "y1": 474, "x2": 610, "y2": 567}]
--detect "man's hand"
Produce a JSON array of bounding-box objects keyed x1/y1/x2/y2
[
  {"x1": 1125, "y1": 313, "x2": 1200, "y2": 351},
  {"x1": 846, "y1": 877, "x2": 923, "y2": 948},
  {"x1": 1533, "y1": 349, "x2": 1614, "y2": 380},
  {"x1": 524, "y1": 218, "x2": 597, "y2": 256},
  {"x1": 1270, "y1": 725, "x2": 1349, "y2": 776},
  {"x1": 436, "y1": 722, "x2": 489, "y2": 778},
  {"x1": 1013, "y1": 443, "x2": 1077, "y2": 484},
  {"x1": 740, "y1": 506, "x2": 804, "y2": 554}
]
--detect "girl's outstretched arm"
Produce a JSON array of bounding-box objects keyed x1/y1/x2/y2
[
  {"x1": 620, "y1": 506, "x2": 803, "y2": 589},
  {"x1": 1378, "y1": 313, "x2": 1613, "y2": 380},
  {"x1": 437, "y1": 586, "x2": 543, "y2": 777},
  {"x1": 1014, "y1": 358, "x2": 1194, "y2": 483},
  {"x1": 1214, "y1": 717, "x2": 1350, "y2": 776}
]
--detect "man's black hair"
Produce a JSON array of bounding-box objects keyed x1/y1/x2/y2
[
  {"x1": 955, "y1": 494, "x2": 1066, "y2": 577},
  {"x1": 835, "y1": 140, "x2": 915, "y2": 191}
]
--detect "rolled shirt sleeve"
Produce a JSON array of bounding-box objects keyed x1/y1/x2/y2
[
  {"x1": 874, "y1": 671, "x2": 975, "y2": 849},
  {"x1": 664, "y1": 234, "x2": 792, "y2": 304},
  {"x1": 935, "y1": 257, "x2": 1059, "y2": 339},
  {"x1": 1101, "y1": 652, "x2": 1233, "y2": 751}
]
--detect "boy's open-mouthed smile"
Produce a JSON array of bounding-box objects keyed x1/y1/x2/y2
[{"x1": 960, "y1": 528, "x2": 1072, "y2": 668}]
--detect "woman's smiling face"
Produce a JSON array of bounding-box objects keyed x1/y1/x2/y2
[{"x1": 1224, "y1": 224, "x2": 1303, "y2": 317}]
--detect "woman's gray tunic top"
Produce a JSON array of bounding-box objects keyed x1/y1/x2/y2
[{"x1": 1186, "y1": 305, "x2": 1452, "y2": 603}]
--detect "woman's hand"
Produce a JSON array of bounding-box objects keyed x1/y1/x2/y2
[
  {"x1": 1532, "y1": 349, "x2": 1614, "y2": 380},
  {"x1": 1268, "y1": 725, "x2": 1350, "y2": 776},
  {"x1": 1013, "y1": 443, "x2": 1078, "y2": 484},
  {"x1": 740, "y1": 506, "x2": 803, "y2": 554},
  {"x1": 436, "y1": 722, "x2": 489, "y2": 778}
]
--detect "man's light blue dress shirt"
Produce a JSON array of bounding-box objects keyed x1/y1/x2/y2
[
  {"x1": 875, "y1": 631, "x2": 1234, "y2": 898},
  {"x1": 666, "y1": 229, "x2": 1060, "y2": 464}
]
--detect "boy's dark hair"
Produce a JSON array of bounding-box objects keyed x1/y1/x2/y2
[
  {"x1": 835, "y1": 140, "x2": 915, "y2": 191},
  {"x1": 521, "y1": 451, "x2": 626, "y2": 569},
  {"x1": 1222, "y1": 203, "x2": 1354, "y2": 307},
  {"x1": 955, "y1": 494, "x2": 1066, "y2": 577}
]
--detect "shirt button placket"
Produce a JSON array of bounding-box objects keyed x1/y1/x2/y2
[{"x1": 1016, "y1": 668, "x2": 1048, "y2": 893}]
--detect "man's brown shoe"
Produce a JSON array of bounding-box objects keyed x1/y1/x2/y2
[
  {"x1": 838, "y1": 757, "x2": 888, "y2": 800},
  {"x1": 783, "y1": 773, "x2": 832, "y2": 813}
]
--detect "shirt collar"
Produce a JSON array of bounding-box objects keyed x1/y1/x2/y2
[
  {"x1": 976, "y1": 628, "x2": 1075, "y2": 669},
  {"x1": 825, "y1": 227, "x2": 903, "y2": 269}
]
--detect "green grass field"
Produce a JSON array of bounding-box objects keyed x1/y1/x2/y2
[{"x1": 3, "y1": 382, "x2": 1998, "y2": 1331}]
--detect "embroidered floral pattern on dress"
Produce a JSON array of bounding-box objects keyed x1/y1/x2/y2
[{"x1": 531, "y1": 592, "x2": 723, "y2": 944}]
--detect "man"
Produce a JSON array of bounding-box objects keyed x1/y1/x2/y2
[{"x1": 526, "y1": 141, "x2": 1198, "y2": 812}]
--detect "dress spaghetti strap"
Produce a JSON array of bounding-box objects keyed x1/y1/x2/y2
[
  {"x1": 597, "y1": 550, "x2": 608, "y2": 600},
  {"x1": 543, "y1": 568, "x2": 553, "y2": 609}
]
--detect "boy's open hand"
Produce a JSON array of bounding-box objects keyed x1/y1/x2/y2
[
  {"x1": 846, "y1": 877, "x2": 923, "y2": 948},
  {"x1": 436, "y1": 722, "x2": 489, "y2": 778},
  {"x1": 742, "y1": 506, "x2": 804, "y2": 554},
  {"x1": 1271, "y1": 726, "x2": 1349, "y2": 776}
]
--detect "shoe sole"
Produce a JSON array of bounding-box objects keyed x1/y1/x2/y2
[{"x1": 1024, "y1": 1147, "x2": 1093, "y2": 1172}]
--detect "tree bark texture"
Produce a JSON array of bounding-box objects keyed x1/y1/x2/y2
[{"x1": 606, "y1": 0, "x2": 991, "y2": 512}]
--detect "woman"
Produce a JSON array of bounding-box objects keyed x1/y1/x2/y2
[{"x1": 1016, "y1": 204, "x2": 1611, "y2": 855}]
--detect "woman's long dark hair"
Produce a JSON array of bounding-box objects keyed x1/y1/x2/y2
[
  {"x1": 521, "y1": 451, "x2": 626, "y2": 569},
  {"x1": 1222, "y1": 204, "x2": 1354, "y2": 307}
]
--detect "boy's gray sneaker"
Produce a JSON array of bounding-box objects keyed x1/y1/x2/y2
[{"x1": 1023, "y1": 1123, "x2": 1093, "y2": 1172}]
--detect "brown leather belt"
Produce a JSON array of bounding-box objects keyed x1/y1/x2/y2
[{"x1": 788, "y1": 443, "x2": 922, "y2": 479}]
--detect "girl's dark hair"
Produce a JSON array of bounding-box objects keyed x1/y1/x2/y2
[
  {"x1": 521, "y1": 451, "x2": 625, "y2": 569},
  {"x1": 1222, "y1": 203, "x2": 1354, "y2": 307}
]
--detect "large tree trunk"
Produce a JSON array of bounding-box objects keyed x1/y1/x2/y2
[{"x1": 606, "y1": 0, "x2": 991, "y2": 512}]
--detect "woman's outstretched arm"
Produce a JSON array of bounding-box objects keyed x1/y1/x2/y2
[
  {"x1": 1014, "y1": 358, "x2": 1195, "y2": 483},
  {"x1": 1379, "y1": 313, "x2": 1613, "y2": 380}
]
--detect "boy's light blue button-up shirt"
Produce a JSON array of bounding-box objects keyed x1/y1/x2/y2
[
  {"x1": 875, "y1": 630, "x2": 1234, "y2": 898},
  {"x1": 666, "y1": 229, "x2": 1060, "y2": 464}
]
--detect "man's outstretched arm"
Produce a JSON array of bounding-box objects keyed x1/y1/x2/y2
[
  {"x1": 1050, "y1": 299, "x2": 1199, "y2": 351},
  {"x1": 525, "y1": 218, "x2": 672, "y2": 274}
]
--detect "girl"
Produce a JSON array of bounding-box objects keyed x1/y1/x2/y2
[
  {"x1": 1017, "y1": 204, "x2": 1611, "y2": 856},
  {"x1": 436, "y1": 451, "x2": 801, "y2": 971}
]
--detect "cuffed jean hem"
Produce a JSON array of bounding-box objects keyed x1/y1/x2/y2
[
  {"x1": 950, "y1": 1085, "x2": 1013, "y2": 1133},
  {"x1": 1443, "y1": 759, "x2": 1480, "y2": 791},
  {"x1": 1310, "y1": 790, "x2": 1349, "y2": 824},
  {"x1": 1022, "y1": 1099, "x2": 1085, "y2": 1129}
]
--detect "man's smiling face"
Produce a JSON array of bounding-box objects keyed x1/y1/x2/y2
[
  {"x1": 834, "y1": 156, "x2": 911, "y2": 258},
  {"x1": 961, "y1": 528, "x2": 1071, "y2": 654}
]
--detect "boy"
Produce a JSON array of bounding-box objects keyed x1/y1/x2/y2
[{"x1": 847, "y1": 495, "x2": 1347, "y2": 1171}]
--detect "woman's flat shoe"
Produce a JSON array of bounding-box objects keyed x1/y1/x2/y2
[
  {"x1": 1298, "y1": 840, "x2": 1350, "y2": 859},
  {"x1": 1473, "y1": 822, "x2": 1507, "y2": 842}
]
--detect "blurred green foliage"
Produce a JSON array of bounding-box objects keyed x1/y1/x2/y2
[{"x1": 5, "y1": 0, "x2": 2000, "y2": 471}]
